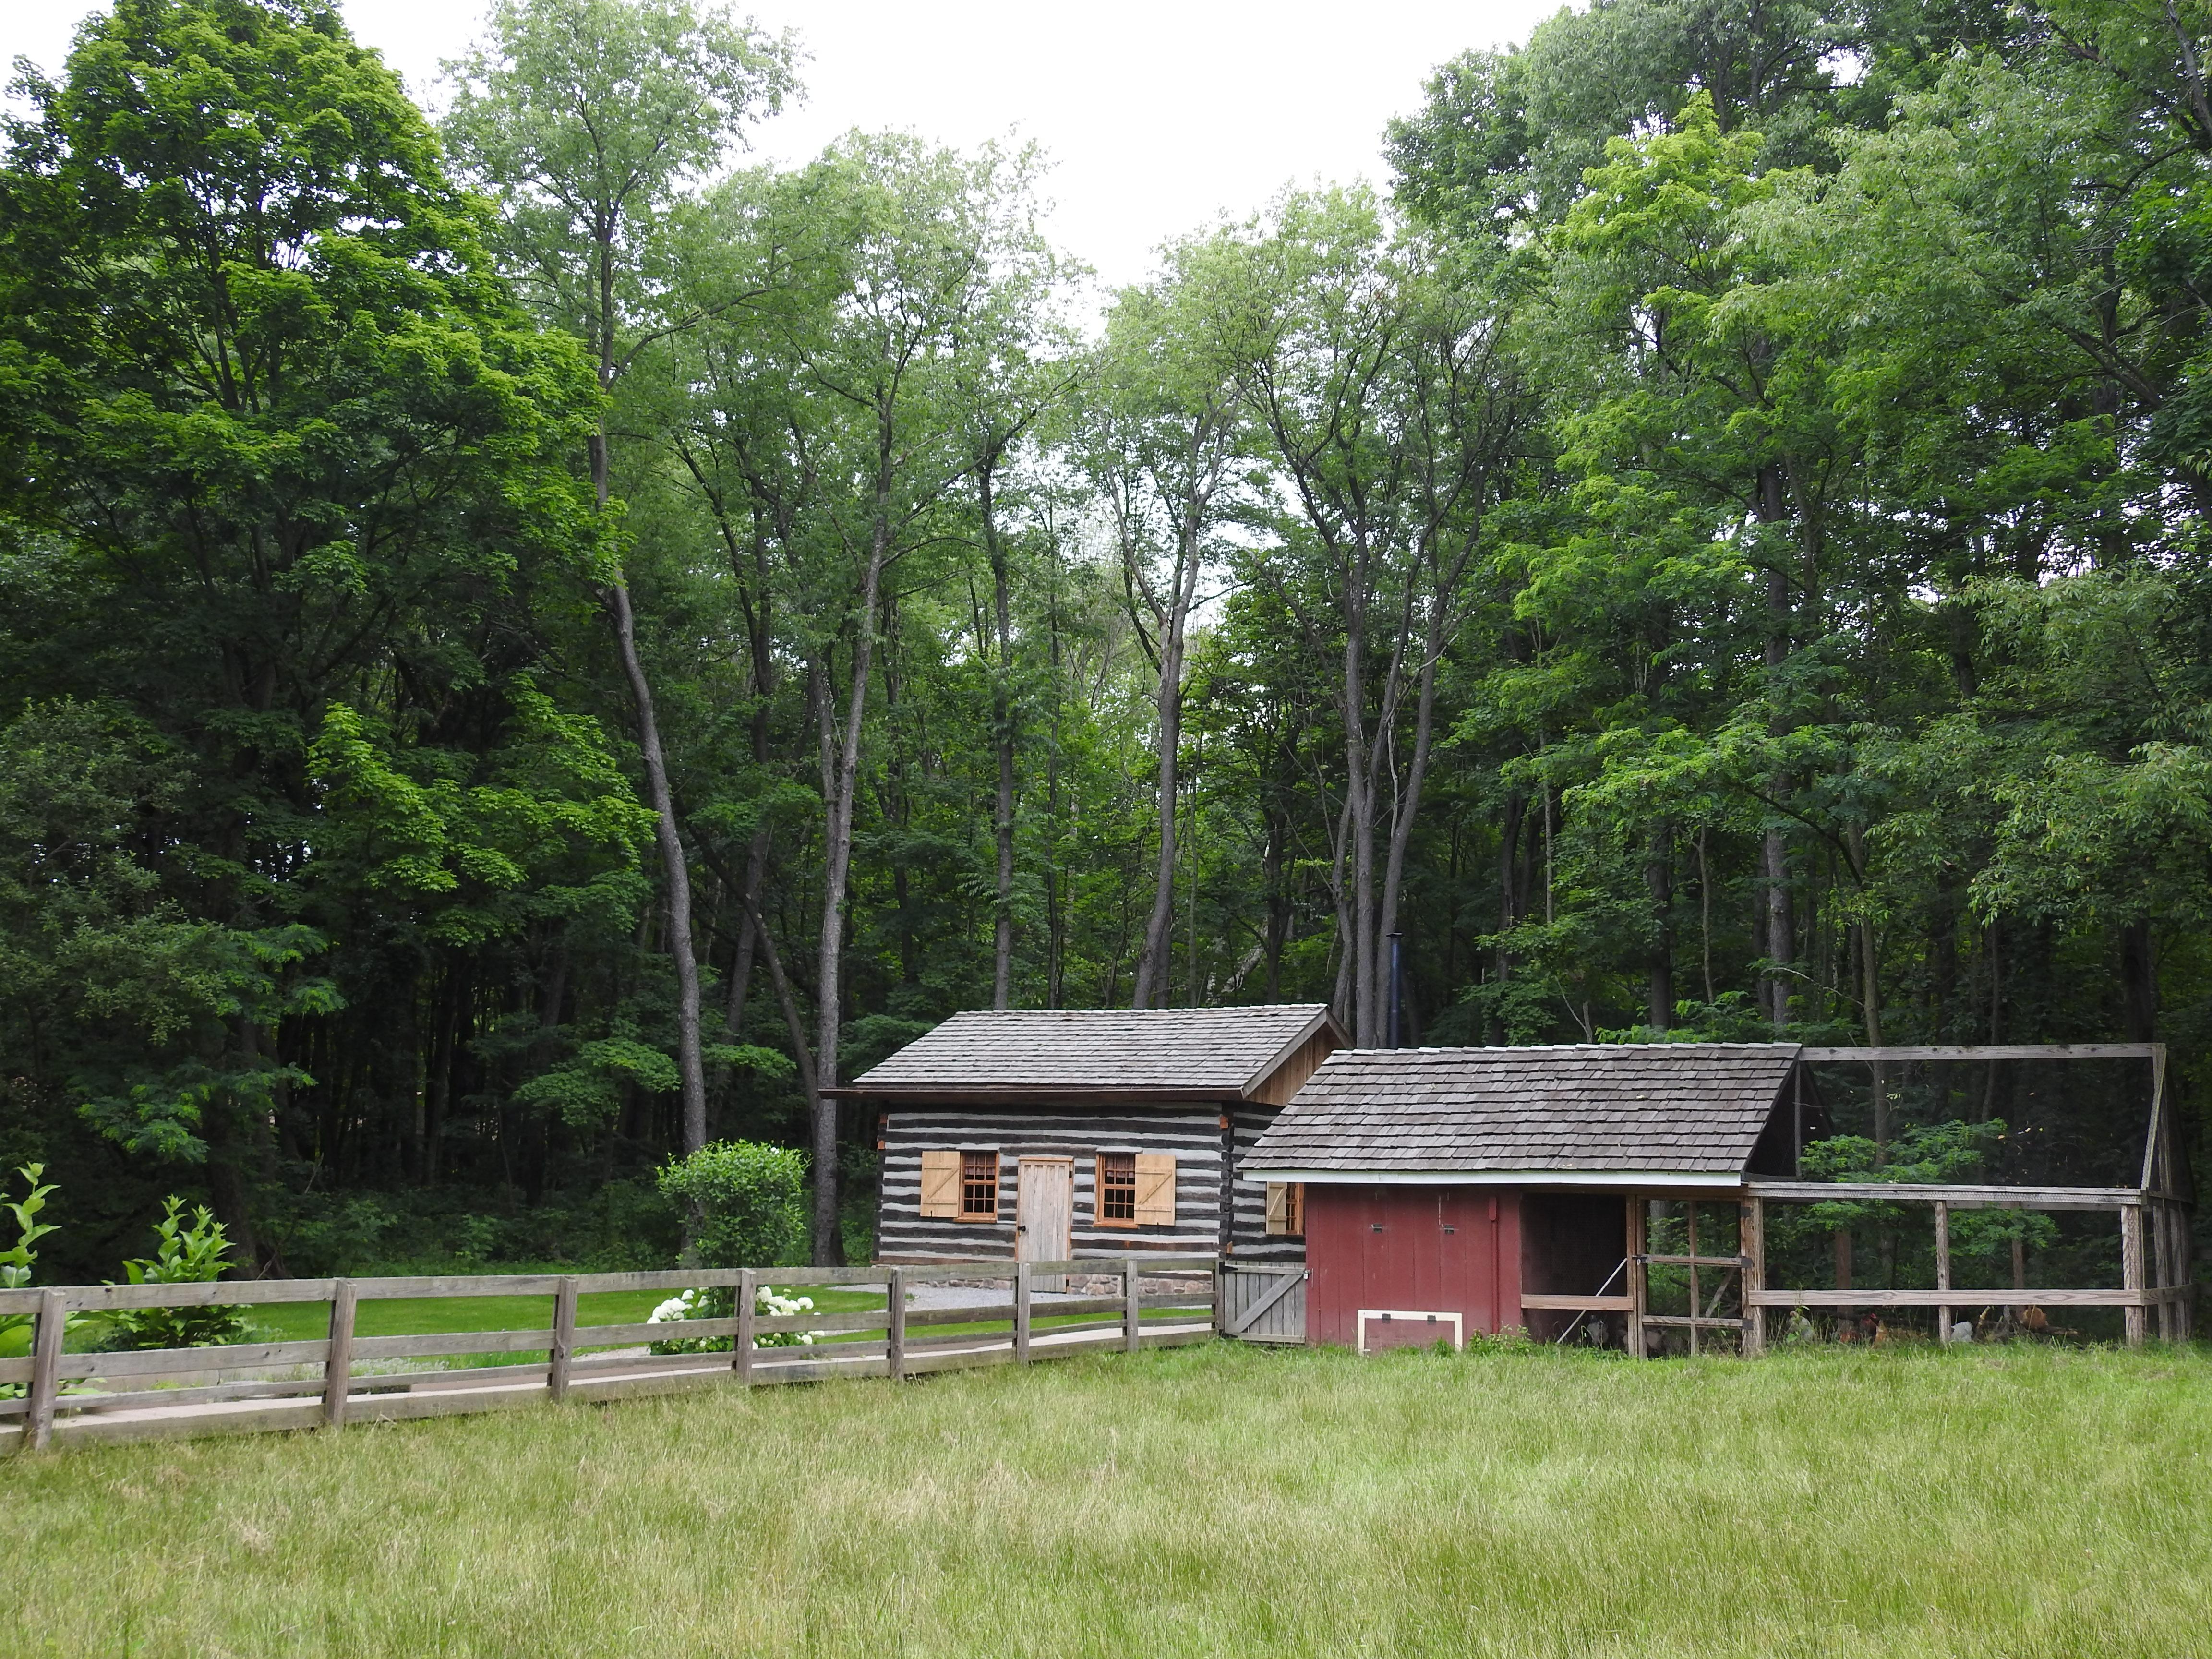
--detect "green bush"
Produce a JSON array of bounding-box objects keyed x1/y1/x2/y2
[
  {"x1": 656, "y1": 1141, "x2": 807, "y2": 1270},
  {"x1": 100, "y1": 1196, "x2": 245, "y2": 1350},
  {"x1": 0, "y1": 1164, "x2": 61, "y2": 1389}
]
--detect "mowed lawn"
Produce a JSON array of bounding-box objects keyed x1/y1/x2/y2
[{"x1": 7, "y1": 1341, "x2": 2211, "y2": 1658}]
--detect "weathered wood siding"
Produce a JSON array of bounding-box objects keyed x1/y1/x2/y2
[
  {"x1": 877, "y1": 1108, "x2": 1227, "y2": 1263},
  {"x1": 1248, "y1": 1028, "x2": 1338, "y2": 1106},
  {"x1": 1228, "y1": 1106, "x2": 1306, "y2": 1263}
]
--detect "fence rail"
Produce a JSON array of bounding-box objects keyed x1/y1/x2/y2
[{"x1": 1, "y1": 1256, "x2": 1222, "y2": 1454}]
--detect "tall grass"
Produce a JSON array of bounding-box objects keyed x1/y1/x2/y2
[{"x1": 6, "y1": 1341, "x2": 2209, "y2": 1656}]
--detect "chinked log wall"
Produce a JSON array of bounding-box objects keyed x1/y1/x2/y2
[{"x1": 0, "y1": 1256, "x2": 1220, "y2": 1455}]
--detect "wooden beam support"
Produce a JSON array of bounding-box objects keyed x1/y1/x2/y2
[
  {"x1": 1742, "y1": 1197, "x2": 1766, "y2": 1357},
  {"x1": 1799, "y1": 1045, "x2": 2160, "y2": 1061},
  {"x1": 1124, "y1": 1258, "x2": 1142, "y2": 1353},
  {"x1": 1521, "y1": 1294, "x2": 1636, "y2": 1312},
  {"x1": 321, "y1": 1279, "x2": 357, "y2": 1428},
  {"x1": 1935, "y1": 1202, "x2": 1951, "y2": 1346},
  {"x1": 1749, "y1": 1287, "x2": 2180, "y2": 1308},
  {"x1": 1747, "y1": 1181, "x2": 2143, "y2": 1211},
  {"x1": 1626, "y1": 1198, "x2": 1647, "y2": 1359},
  {"x1": 1686, "y1": 1205, "x2": 1702, "y2": 1358},
  {"x1": 2122, "y1": 1206, "x2": 2147, "y2": 1348}
]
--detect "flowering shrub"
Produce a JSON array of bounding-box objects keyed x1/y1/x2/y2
[{"x1": 646, "y1": 1285, "x2": 817, "y2": 1354}]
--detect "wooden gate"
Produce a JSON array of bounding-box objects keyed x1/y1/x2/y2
[{"x1": 1218, "y1": 1262, "x2": 1307, "y2": 1343}]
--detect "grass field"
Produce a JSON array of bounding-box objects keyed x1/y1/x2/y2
[{"x1": 7, "y1": 1340, "x2": 2210, "y2": 1658}]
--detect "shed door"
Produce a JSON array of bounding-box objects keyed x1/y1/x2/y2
[{"x1": 1016, "y1": 1157, "x2": 1073, "y2": 1287}]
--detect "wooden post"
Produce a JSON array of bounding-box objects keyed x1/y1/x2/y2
[
  {"x1": 24, "y1": 1289, "x2": 65, "y2": 1453},
  {"x1": 1686, "y1": 1203, "x2": 1701, "y2": 1358},
  {"x1": 2122, "y1": 1205, "x2": 2147, "y2": 1348},
  {"x1": 735, "y1": 1269, "x2": 757, "y2": 1384},
  {"x1": 1014, "y1": 1259, "x2": 1032, "y2": 1363},
  {"x1": 2150, "y1": 1199, "x2": 2175, "y2": 1342},
  {"x1": 1211, "y1": 1257, "x2": 1225, "y2": 1338},
  {"x1": 321, "y1": 1279, "x2": 358, "y2": 1428},
  {"x1": 1741, "y1": 1197, "x2": 1766, "y2": 1357},
  {"x1": 1124, "y1": 1256, "x2": 1142, "y2": 1354},
  {"x1": 1625, "y1": 1197, "x2": 1647, "y2": 1358},
  {"x1": 2176, "y1": 1203, "x2": 2195, "y2": 1343},
  {"x1": 549, "y1": 1276, "x2": 578, "y2": 1401},
  {"x1": 1935, "y1": 1201, "x2": 1951, "y2": 1346},
  {"x1": 886, "y1": 1267, "x2": 906, "y2": 1382}
]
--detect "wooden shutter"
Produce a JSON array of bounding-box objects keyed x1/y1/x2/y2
[
  {"x1": 1133, "y1": 1153, "x2": 1177, "y2": 1226},
  {"x1": 918, "y1": 1149, "x2": 960, "y2": 1219},
  {"x1": 1265, "y1": 1182, "x2": 1290, "y2": 1236}
]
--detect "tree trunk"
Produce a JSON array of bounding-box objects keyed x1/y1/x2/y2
[
  {"x1": 1376, "y1": 601, "x2": 1445, "y2": 1035},
  {"x1": 809, "y1": 429, "x2": 895, "y2": 1264},
  {"x1": 607, "y1": 577, "x2": 708, "y2": 1154},
  {"x1": 1757, "y1": 462, "x2": 1795, "y2": 1031},
  {"x1": 1343, "y1": 582, "x2": 1379, "y2": 1047},
  {"x1": 2119, "y1": 920, "x2": 2157, "y2": 1041},
  {"x1": 1130, "y1": 525, "x2": 1202, "y2": 1009},
  {"x1": 985, "y1": 463, "x2": 1018, "y2": 1009},
  {"x1": 1647, "y1": 823, "x2": 1673, "y2": 1029}
]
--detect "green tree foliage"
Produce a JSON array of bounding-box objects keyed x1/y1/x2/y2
[
  {"x1": 1, "y1": 0, "x2": 2206, "y2": 1280},
  {"x1": 655, "y1": 1137, "x2": 805, "y2": 1269}
]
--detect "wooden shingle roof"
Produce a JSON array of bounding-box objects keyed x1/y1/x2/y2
[
  {"x1": 1247, "y1": 1043, "x2": 1802, "y2": 1178},
  {"x1": 844, "y1": 1005, "x2": 1337, "y2": 1098}
]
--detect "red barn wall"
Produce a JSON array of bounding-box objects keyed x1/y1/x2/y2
[{"x1": 1305, "y1": 1185, "x2": 1522, "y2": 1348}]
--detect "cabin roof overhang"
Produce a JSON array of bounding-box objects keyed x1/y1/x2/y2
[
  {"x1": 839, "y1": 1003, "x2": 1345, "y2": 1102},
  {"x1": 824, "y1": 1083, "x2": 1254, "y2": 1105},
  {"x1": 1243, "y1": 1167, "x2": 1750, "y2": 1190}
]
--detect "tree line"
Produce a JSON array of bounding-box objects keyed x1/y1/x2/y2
[{"x1": 2, "y1": 0, "x2": 2205, "y2": 1276}]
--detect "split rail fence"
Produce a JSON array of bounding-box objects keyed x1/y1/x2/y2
[{"x1": 0, "y1": 1256, "x2": 1219, "y2": 1454}]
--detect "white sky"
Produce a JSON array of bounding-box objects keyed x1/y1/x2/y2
[{"x1": 6, "y1": 0, "x2": 1564, "y2": 289}]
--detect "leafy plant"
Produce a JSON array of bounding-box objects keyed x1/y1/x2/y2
[
  {"x1": 0, "y1": 1164, "x2": 62, "y2": 1390},
  {"x1": 100, "y1": 1197, "x2": 246, "y2": 1351},
  {"x1": 656, "y1": 1140, "x2": 808, "y2": 1270}
]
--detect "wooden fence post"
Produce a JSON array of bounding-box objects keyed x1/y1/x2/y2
[
  {"x1": 886, "y1": 1267, "x2": 906, "y2": 1382},
  {"x1": 1124, "y1": 1256, "x2": 1142, "y2": 1354},
  {"x1": 1934, "y1": 1201, "x2": 1952, "y2": 1346},
  {"x1": 1741, "y1": 1197, "x2": 1766, "y2": 1357},
  {"x1": 24, "y1": 1288, "x2": 65, "y2": 1452},
  {"x1": 321, "y1": 1280, "x2": 358, "y2": 1428},
  {"x1": 2122, "y1": 1205, "x2": 2147, "y2": 1348},
  {"x1": 735, "y1": 1269, "x2": 757, "y2": 1384},
  {"x1": 548, "y1": 1276, "x2": 578, "y2": 1401},
  {"x1": 1014, "y1": 1259, "x2": 1032, "y2": 1363}
]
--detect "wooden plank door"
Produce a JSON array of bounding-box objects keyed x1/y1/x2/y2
[{"x1": 1017, "y1": 1157, "x2": 1073, "y2": 1291}]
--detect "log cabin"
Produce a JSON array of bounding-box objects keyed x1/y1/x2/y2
[{"x1": 836, "y1": 1005, "x2": 1344, "y2": 1269}]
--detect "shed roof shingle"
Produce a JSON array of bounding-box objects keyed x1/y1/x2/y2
[
  {"x1": 850, "y1": 1005, "x2": 1335, "y2": 1095},
  {"x1": 1247, "y1": 1043, "x2": 1801, "y2": 1175}
]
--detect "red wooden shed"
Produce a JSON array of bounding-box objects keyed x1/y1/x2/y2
[
  {"x1": 1244, "y1": 1043, "x2": 1808, "y2": 1352},
  {"x1": 1245, "y1": 1040, "x2": 2192, "y2": 1354}
]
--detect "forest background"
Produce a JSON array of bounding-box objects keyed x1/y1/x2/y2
[{"x1": 3, "y1": 0, "x2": 2208, "y2": 1279}]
